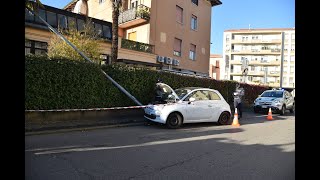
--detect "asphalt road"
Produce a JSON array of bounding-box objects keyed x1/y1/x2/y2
[{"x1": 25, "y1": 111, "x2": 295, "y2": 180}]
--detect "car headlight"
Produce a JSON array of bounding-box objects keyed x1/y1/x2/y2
[
  {"x1": 273, "y1": 99, "x2": 281, "y2": 103},
  {"x1": 154, "y1": 110, "x2": 161, "y2": 116}
]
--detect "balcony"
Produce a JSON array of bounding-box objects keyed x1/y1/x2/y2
[
  {"x1": 231, "y1": 49, "x2": 281, "y2": 55},
  {"x1": 268, "y1": 71, "x2": 280, "y2": 77},
  {"x1": 249, "y1": 60, "x2": 281, "y2": 66},
  {"x1": 229, "y1": 60, "x2": 242, "y2": 65},
  {"x1": 119, "y1": 5, "x2": 150, "y2": 29},
  {"x1": 231, "y1": 39, "x2": 281, "y2": 44},
  {"x1": 120, "y1": 38, "x2": 154, "y2": 54},
  {"x1": 247, "y1": 71, "x2": 265, "y2": 77}
]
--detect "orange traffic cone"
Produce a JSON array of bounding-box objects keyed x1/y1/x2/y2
[
  {"x1": 267, "y1": 108, "x2": 274, "y2": 120},
  {"x1": 232, "y1": 108, "x2": 240, "y2": 127}
]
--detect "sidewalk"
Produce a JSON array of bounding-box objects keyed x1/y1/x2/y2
[{"x1": 25, "y1": 108, "x2": 147, "y2": 135}]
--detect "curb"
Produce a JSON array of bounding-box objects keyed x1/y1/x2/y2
[{"x1": 25, "y1": 122, "x2": 146, "y2": 136}]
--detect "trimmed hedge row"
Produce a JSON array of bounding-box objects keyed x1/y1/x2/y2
[
  {"x1": 25, "y1": 56, "x2": 109, "y2": 109},
  {"x1": 25, "y1": 56, "x2": 269, "y2": 110}
]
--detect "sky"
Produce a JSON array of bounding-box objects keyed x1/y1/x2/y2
[{"x1": 40, "y1": 0, "x2": 295, "y2": 55}]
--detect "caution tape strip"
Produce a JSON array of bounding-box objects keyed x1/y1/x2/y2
[{"x1": 25, "y1": 105, "x2": 149, "y2": 112}]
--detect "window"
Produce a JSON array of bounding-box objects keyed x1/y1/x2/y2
[
  {"x1": 191, "y1": 0, "x2": 198, "y2": 6},
  {"x1": 94, "y1": 23, "x2": 103, "y2": 37},
  {"x1": 174, "y1": 38, "x2": 182, "y2": 56},
  {"x1": 68, "y1": 17, "x2": 76, "y2": 29},
  {"x1": 291, "y1": 33, "x2": 295, "y2": 40},
  {"x1": 34, "y1": 9, "x2": 46, "y2": 24},
  {"x1": 25, "y1": 9, "x2": 34, "y2": 21},
  {"x1": 176, "y1": 5, "x2": 183, "y2": 23},
  {"x1": 103, "y1": 25, "x2": 112, "y2": 40},
  {"x1": 128, "y1": 31, "x2": 137, "y2": 41},
  {"x1": 77, "y1": 19, "x2": 85, "y2": 31},
  {"x1": 25, "y1": 39, "x2": 48, "y2": 55},
  {"x1": 291, "y1": 44, "x2": 295, "y2": 51},
  {"x1": 191, "y1": 15, "x2": 197, "y2": 30},
  {"x1": 46, "y1": 11, "x2": 57, "y2": 27},
  {"x1": 58, "y1": 14, "x2": 67, "y2": 29},
  {"x1": 187, "y1": 90, "x2": 209, "y2": 101},
  {"x1": 290, "y1": 66, "x2": 294, "y2": 73},
  {"x1": 99, "y1": 0, "x2": 106, "y2": 4},
  {"x1": 289, "y1": 77, "x2": 293, "y2": 83},
  {"x1": 130, "y1": 0, "x2": 138, "y2": 8},
  {"x1": 189, "y1": 44, "x2": 196, "y2": 60},
  {"x1": 208, "y1": 91, "x2": 221, "y2": 100},
  {"x1": 290, "y1": 56, "x2": 295, "y2": 61}
]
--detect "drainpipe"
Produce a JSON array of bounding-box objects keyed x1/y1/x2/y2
[{"x1": 26, "y1": 7, "x2": 143, "y2": 106}]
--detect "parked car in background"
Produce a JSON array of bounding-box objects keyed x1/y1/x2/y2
[
  {"x1": 253, "y1": 88, "x2": 295, "y2": 115},
  {"x1": 144, "y1": 83, "x2": 231, "y2": 129}
]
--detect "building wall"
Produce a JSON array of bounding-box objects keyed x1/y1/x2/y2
[
  {"x1": 87, "y1": 0, "x2": 113, "y2": 22},
  {"x1": 223, "y1": 28, "x2": 295, "y2": 88},
  {"x1": 149, "y1": 0, "x2": 212, "y2": 74},
  {"x1": 125, "y1": 24, "x2": 150, "y2": 44},
  {"x1": 86, "y1": 0, "x2": 214, "y2": 75}
]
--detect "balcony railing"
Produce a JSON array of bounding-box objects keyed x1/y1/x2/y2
[
  {"x1": 119, "y1": 5, "x2": 150, "y2": 25},
  {"x1": 121, "y1": 38, "x2": 154, "y2": 54}
]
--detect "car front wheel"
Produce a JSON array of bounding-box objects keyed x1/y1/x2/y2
[
  {"x1": 166, "y1": 113, "x2": 182, "y2": 129},
  {"x1": 218, "y1": 111, "x2": 231, "y2": 125},
  {"x1": 280, "y1": 105, "x2": 286, "y2": 115}
]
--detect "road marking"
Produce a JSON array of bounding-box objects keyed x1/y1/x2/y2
[
  {"x1": 34, "y1": 134, "x2": 235, "y2": 155},
  {"x1": 26, "y1": 145, "x2": 84, "y2": 152}
]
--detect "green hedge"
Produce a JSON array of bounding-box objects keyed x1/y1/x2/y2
[
  {"x1": 25, "y1": 55, "x2": 109, "y2": 109},
  {"x1": 25, "y1": 56, "x2": 269, "y2": 110}
]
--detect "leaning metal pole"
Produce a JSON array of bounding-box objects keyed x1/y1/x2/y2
[{"x1": 26, "y1": 7, "x2": 143, "y2": 106}]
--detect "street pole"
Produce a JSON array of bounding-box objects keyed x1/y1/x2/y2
[{"x1": 279, "y1": 32, "x2": 285, "y2": 88}]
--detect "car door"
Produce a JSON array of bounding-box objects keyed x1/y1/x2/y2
[
  {"x1": 285, "y1": 91, "x2": 294, "y2": 109},
  {"x1": 182, "y1": 90, "x2": 211, "y2": 122},
  {"x1": 207, "y1": 90, "x2": 224, "y2": 122}
]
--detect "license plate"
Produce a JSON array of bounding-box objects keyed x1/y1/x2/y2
[{"x1": 262, "y1": 105, "x2": 267, "y2": 108}]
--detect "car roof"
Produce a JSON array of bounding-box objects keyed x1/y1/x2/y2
[{"x1": 176, "y1": 87, "x2": 216, "y2": 90}]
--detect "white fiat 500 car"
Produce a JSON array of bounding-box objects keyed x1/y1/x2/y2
[{"x1": 144, "y1": 83, "x2": 231, "y2": 129}]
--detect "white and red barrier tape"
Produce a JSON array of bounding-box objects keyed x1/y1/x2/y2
[{"x1": 25, "y1": 105, "x2": 149, "y2": 112}]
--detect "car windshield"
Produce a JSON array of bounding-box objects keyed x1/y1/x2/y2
[
  {"x1": 175, "y1": 88, "x2": 193, "y2": 99},
  {"x1": 261, "y1": 91, "x2": 283, "y2": 98}
]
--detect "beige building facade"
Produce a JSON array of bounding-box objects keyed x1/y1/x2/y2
[
  {"x1": 223, "y1": 28, "x2": 295, "y2": 89},
  {"x1": 25, "y1": 0, "x2": 222, "y2": 77}
]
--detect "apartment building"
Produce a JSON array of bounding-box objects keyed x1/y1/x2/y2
[
  {"x1": 223, "y1": 28, "x2": 295, "y2": 89},
  {"x1": 25, "y1": 0, "x2": 222, "y2": 77},
  {"x1": 209, "y1": 54, "x2": 223, "y2": 80}
]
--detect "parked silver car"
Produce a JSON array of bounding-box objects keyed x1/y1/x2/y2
[
  {"x1": 144, "y1": 83, "x2": 231, "y2": 129},
  {"x1": 253, "y1": 88, "x2": 295, "y2": 115}
]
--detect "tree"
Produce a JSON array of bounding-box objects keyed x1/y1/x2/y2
[
  {"x1": 47, "y1": 19, "x2": 102, "y2": 64},
  {"x1": 25, "y1": 0, "x2": 44, "y2": 11},
  {"x1": 110, "y1": 0, "x2": 124, "y2": 63}
]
